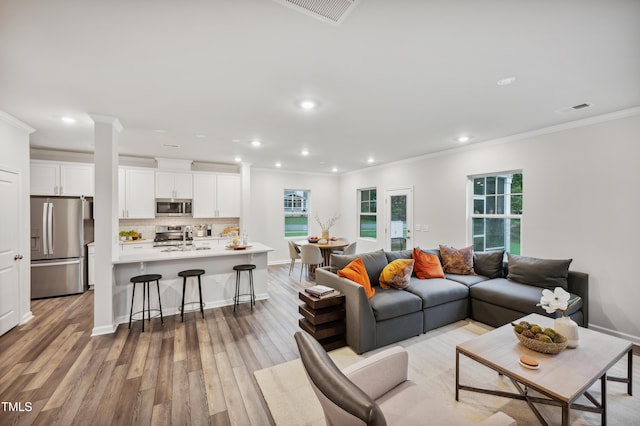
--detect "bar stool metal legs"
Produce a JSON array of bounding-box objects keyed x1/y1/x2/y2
[
  {"x1": 233, "y1": 264, "x2": 256, "y2": 312},
  {"x1": 129, "y1": 273, "x2": 164, "y2": 332},
  {"x1": 178, "y1": 269, "x2": 206, "y2": 322}
]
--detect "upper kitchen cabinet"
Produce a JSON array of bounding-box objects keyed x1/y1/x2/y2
[
  {"x1": 120, "y1": 167, "x2": 155, "y2": 219},
  {"x1": 31, "y1": 160, "x2": 94, "y2": 196},
  {"x1": 192, "y1": 173, "x2": 241, "y2": 218},
  {"x1": 156, "y1": 172, "x2": 193, "y2": 199}
]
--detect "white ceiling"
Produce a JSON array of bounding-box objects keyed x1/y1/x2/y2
[{"x1": 2, "y1": 0, "x2": 639, "y2": 174}]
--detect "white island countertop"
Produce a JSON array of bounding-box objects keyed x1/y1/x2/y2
[{"x1": 114, "y1": 242, "x2": 273, "y2": 264}]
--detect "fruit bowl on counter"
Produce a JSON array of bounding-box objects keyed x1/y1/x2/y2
[{"x1": 512, "y1": 321, "x2": 568, "y2": 354}]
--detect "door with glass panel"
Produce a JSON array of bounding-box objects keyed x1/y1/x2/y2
[{"x1": 385, "y1": 188, "x2": 413, "y2": 251}]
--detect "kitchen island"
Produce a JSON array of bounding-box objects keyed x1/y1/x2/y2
[{"x1": 112, "y1": 243, "x2": 273, "y2": 324}]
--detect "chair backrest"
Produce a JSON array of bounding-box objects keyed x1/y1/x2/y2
[
  {"x1": 288, "y1": 240, "x2": 301, "y2": 259},
  {"x1": 294, "y1": 331, "x2": 386, "y2": 426},
  {"x1": 343, "y1": 242, "x2": 357, "y2": 255},
  {"x1": 300, "y1": 244, "x2": 323, "y2": 265}
]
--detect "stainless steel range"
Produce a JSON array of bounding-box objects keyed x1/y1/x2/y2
[{"x1": 153, "y1": 225, "x2": 193, "y2": 247}]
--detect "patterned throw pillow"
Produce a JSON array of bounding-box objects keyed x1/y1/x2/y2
[
  {"x1": 439, "y1": 245, "x2": 476, "y2": 275},
  {"x1": 412, "y1": 248, "x2": 445, "y2": 279},
  {"x1": 338, "y1": 258, "x2": 375, "y2": 298},
  {"x1": 379, "y1": 259, "x2": 415, "y2": 289}
]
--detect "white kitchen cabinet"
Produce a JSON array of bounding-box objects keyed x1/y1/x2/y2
[
  {"x1": 119, "y1": 167, "x2": 155, "y2": 218},
  {"x1": 156, "y1": 172, "x2": 192, "y2": 199},
  {"x1": 192, "y1": 172, "x2": 240, "y2": 218},
  {"x1": 31, "y1": 160, "x2": 94, "y2": 196}
]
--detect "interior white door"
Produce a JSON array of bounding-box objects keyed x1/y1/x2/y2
[
  {"x1": 385, "y1": 187, "x2": 414, "y2": 251},
  {"x1": 0, "y1": 169, "x2": 21, "y2": 336}
]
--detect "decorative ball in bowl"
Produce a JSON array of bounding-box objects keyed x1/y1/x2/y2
[{"x1": 512, "y1": 321, "x2": 568, "y2": 354}]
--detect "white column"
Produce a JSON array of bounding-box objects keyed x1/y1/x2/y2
[
  {"x1": 90, "y1": 114, "x2": 122, "y2": 335},
  {"x1": 240, "y1": 162, "x2": 251, "y2": 238}
]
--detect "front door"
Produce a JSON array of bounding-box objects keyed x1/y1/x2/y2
[
  {"x1": 0, "y1": 169, "x2": 21, "y2": 336},
  {"x1": 385, "y1": 188, "x2": 413, "y2": 251}
]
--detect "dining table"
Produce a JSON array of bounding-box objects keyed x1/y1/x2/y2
[{"x1": 295, "y1": 238, "x2": 349, "y2": 268}]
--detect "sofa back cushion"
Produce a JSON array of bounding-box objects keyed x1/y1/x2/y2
[
  {"x1": 473, "y1": 250, "x2": 505, "y2": 279},
  {"x1": 331, "y1": 249, "x2": 389, "y2": 287},
  {"x1": 385, "y1": 249, "x2": 412, "y2": 262},
  {"x1": 338, "y1": 258, "x2": 375, "y2": 298},
  {"x1": 506, "y1": 254, "x2": 572, "y2": 290}
]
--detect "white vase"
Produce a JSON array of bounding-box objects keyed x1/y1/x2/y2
[{"x1": 554, "y1": 315, "x2": 579, "y2": 348}]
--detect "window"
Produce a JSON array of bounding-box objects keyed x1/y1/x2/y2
[
  {"x1": 470, "y1": 172, "x2": 522, "y2": 254},
  {"x1": 359, "y1": 188, "x2": 377, "y2": 238},
  {"x1": 284, "y1": 189, "x2": 309, "y2": 237}
]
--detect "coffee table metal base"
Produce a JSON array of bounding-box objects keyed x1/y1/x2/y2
[{"x1": 456, "y1": 348, "x2": 632, "y2": 426}]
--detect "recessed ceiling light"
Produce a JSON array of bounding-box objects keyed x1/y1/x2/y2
[
  {"x1": 367, "y1": 157, "x2": 375, "y2": 164},
  {"x1": 61, "y1": 116, "x2": 77, "y2": 124},
  {"x1": 456, "y1": 135, "x2": 471, "y2": 143},
  {"x1": 251, "y1": 139, "x2": 262, "y2": 147},
  {"x1": 234, "y1": 156, "x2": 242, "y2": 162},
  {"x1": 301, "y1": 149, "x2": 310, "y2": 156},
  {"x1": 331, "y1": 167, "x2": 338, "y2": 173},
  {"x1": 155, "y1": 129, "x2": 168, "y2": 134},
  {"x1": 275, "y1": 162, "x2": 282, "y2": 168},
  {"x1": 231, "y1": 139, "x2": 242, "y2": 143},
  {"x1": 162, "y1": 143, "x2": 180, "y2": 148},
  {"x1": 194, "y1": 134, "x2": 206, "y2": 139},
  {"x1": 497, "y1": 76, "x2": 516, "y2": 86},
  {"x1": 299, "y1": 100, "x2": 317, "y2": 110}
]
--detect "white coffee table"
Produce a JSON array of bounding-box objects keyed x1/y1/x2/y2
[{"x1": 455, "y1": 313, "x2": 632, "y2": 425}]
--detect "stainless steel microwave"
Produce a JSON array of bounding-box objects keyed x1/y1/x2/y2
[{"x1": 155, "y1": 199, "x2": 192, "y2": 217}]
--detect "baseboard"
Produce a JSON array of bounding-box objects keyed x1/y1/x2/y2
[
  {"x1": 91, "y1": 322, "x2": 117, "y2": 336},
  {"x1": 589, "y1": 323, "x2": 640, "y2": 346},
  {"x1": 20, "y1": 311, "x2": 33, "y2": 325}
]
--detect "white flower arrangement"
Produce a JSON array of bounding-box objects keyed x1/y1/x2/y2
[
  {"x1": 537, "y1": 287, "x2": 581, "y2": 317},
  {"x1": 314, "y1": 213, "x2": 340, "y2": 231}
]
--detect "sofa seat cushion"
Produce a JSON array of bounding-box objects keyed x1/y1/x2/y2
[
  {"x1": 370, "y1": 288, "x2": 423, "y2": 321},
  {"x1": 445, "y1": 273, "x2": 490, "y2": 287},
  {"x1": 405, "y1": 277, "x2": 469, "y2": 308},
  {"x1": 470, "y1": 278, "x2": 584, "y2": 317}
]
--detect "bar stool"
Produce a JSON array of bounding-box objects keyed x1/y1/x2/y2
[
  {"x1": 129, "y1": 273, "x2": 164, "y2": 332},
  {"x1": 233, "y1": 264, "x2": 256, "y2": 312},
  {"x1": 178, "y1": 269, "x2": 205, "y2": 322}
]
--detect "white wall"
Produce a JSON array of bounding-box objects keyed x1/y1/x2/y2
[
  {"x1": 337, "y1": 112, "x2": 640, "y2": 343},
  {"x1": 250, "y1": 169, "x2": 342, "y2": 263},
  {"x1": 0, "y1": 111, "x2": 34, "y2": 326},
  {"x1": 250, "y1": 112, "x2": 640, "y2": 342}
]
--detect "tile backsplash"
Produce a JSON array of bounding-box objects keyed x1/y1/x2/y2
[{"x1": 119, "y1": 217, "x2": 239, "y2": 240}]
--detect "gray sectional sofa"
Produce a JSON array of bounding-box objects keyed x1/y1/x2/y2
[{"x1": 316, "y1": 248, "x2": 589, "y2": 354}]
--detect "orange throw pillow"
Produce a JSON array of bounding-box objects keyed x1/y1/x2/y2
[
  {"x1": 412, "y1": 248, "x2": 445, "y2": 279},
  {"x1": 338, "y1": 258, "x2": 375, "y2": 298}
]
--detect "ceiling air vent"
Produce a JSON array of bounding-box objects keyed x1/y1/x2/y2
[
  {"x1": 273, "y1": 0, "x2": 360, "y2": 26},
  {"x1": 555, "y1": 102, "x2": 594, "y2": 114}
]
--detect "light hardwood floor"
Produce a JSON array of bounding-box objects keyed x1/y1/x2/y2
[{"x1": 0, "y1": 264, "x2": 312, "y2": 426}]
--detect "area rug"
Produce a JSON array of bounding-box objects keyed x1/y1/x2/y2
[{"x1": 255, "y1": 320, "x2": 639, "y2": 425}]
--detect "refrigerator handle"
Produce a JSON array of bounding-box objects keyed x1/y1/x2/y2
[
  {"x1": 48, "y1": 202, "x2": 54, "y2": 255},
  {"x1": 42, "y1": 202, "x2": 49, "y2": 255}
]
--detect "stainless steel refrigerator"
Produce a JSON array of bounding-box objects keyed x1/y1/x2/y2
[{"x1": 30, "y1": 196, "x2": 91, "y2": 298}]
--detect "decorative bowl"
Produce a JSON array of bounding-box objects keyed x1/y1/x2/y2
[
  {"x1": 308, "y1": 237, "x2": 319, "y2": 243},
  {"x1": 514, "y1": 329, "x2": 568, "y2": 354}
]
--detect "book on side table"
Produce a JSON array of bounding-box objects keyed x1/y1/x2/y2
[{"x1": 305, "y1": 285, "x2": 336, "y2": 298}]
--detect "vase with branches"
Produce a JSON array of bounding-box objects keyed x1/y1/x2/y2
[{"x1": 314, "y1": 213, "x2": 340, "y2": 241}]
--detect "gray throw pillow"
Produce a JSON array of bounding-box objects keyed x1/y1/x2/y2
[
  {"x1": 331, "y1": 249, "x2": 389, "y2": 287},
  {"x1": 506, "y1": 253, "x2": 572, "y2": 289},
  {"x1": 473, "y1": 250, "x2": 504, "y2": 279}
]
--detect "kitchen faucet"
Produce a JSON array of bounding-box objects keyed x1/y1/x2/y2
[{"x1": 183, "y1": 225, "x2": 193, "y2": 250}]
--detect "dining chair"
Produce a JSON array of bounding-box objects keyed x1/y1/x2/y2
[
  {"x1": 288, "y1": 240, "x2": 301, "y2": 276},
  {"x1": 300, "y1": 244, "x2": 323, "y2": 282},
  {"x1": 334, "y1": 241, "x2": 357, "y2": 256}
]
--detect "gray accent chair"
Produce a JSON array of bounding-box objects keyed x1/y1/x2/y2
[{"x1": 294, "y1": 330, "x2": 515, "y2": 426}]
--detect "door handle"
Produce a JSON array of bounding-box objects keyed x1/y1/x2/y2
[{"x1": 14, "y1": 254, "x2": 23, "y2": 261}]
